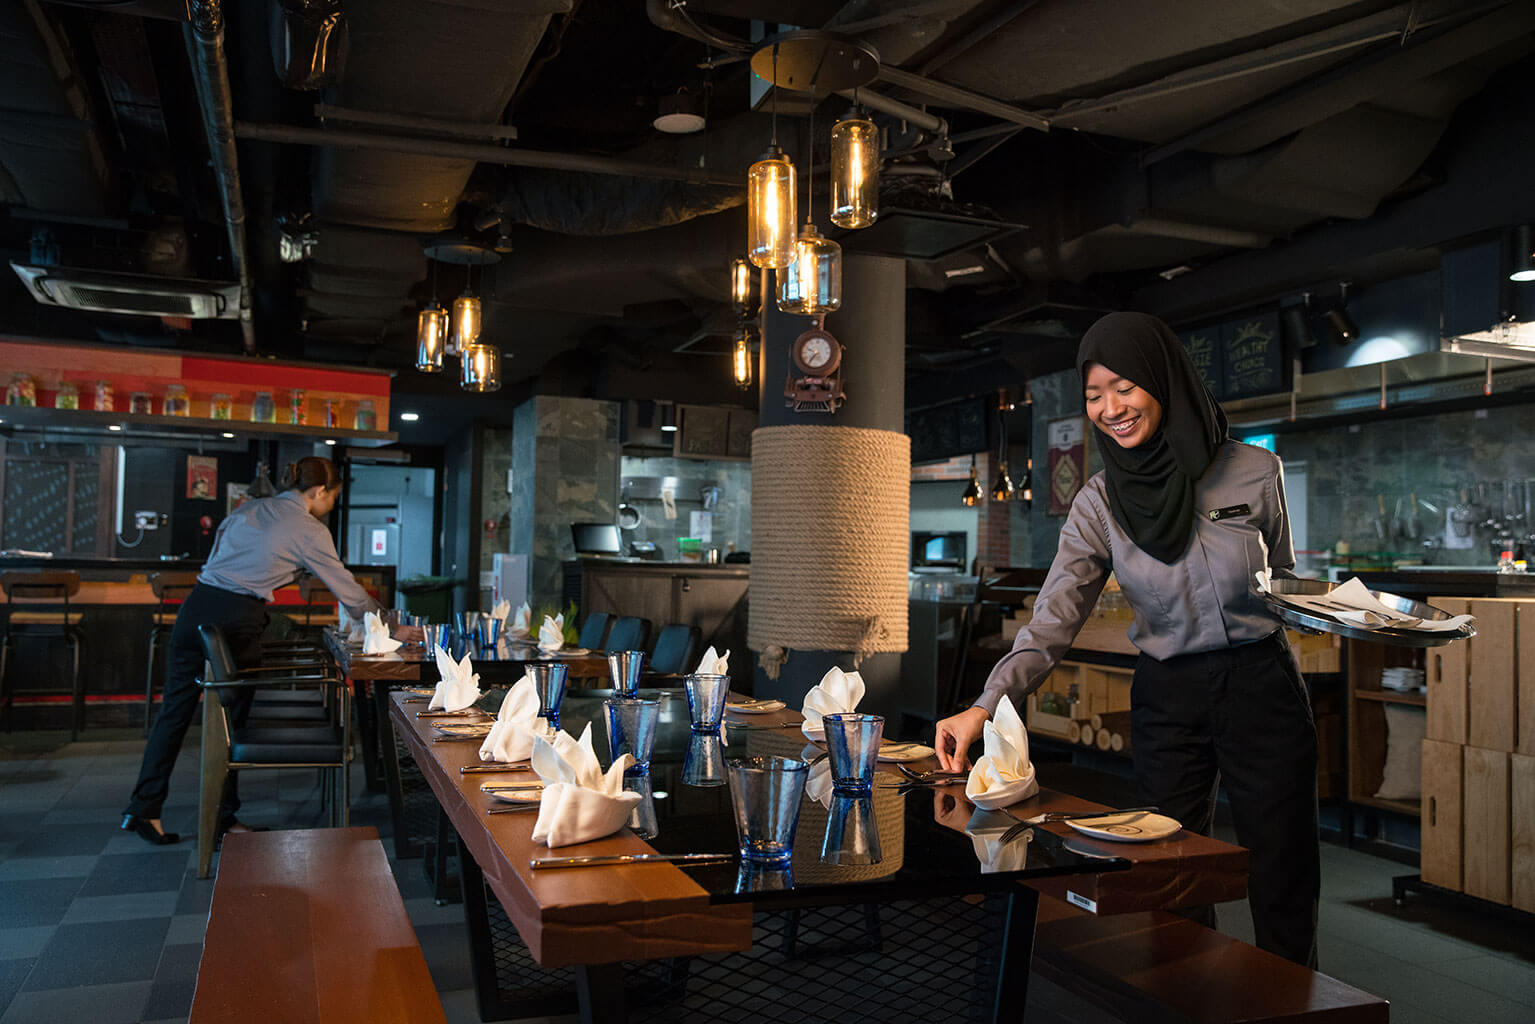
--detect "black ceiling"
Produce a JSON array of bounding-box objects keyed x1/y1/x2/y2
[{"x1": 2, "y1": 0, "x2": 1533, "y2": 410}]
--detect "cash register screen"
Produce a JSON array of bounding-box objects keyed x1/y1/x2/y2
[{"x1": 571, "y1": 523, "x2": 623, "y2": 555}]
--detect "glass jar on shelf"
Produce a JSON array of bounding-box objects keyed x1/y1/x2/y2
[
  {"x1": 251, "y1": 391, "x2": 276, "y2": 423},
  {"x1": 209, "y1": 393, "x2": 232, "y2": 420},
  {"x1": 163, "y1": 384, "x2": 190, "y2": 416},
  {"x1": 129, "y1": 391, "x2": 153, "y2": 415},
  {"x1": 289, "y1": 388, "x2": 307, "y2": 425},
  {"x1": 6, "y1": 373, "x2": 36, "y2": 407},
  {"x1": 54, "y1": 383, "x2": 79, "y2": 410},
  {"x1": 94, "y1": 380, "x2": 114, "y2": 412},
  {"x1": 324, "y1": 398, "x2": 339, "y2": 428},
  {"x1": 353, "y1": 399, "x2": 376, "y2": 432}
]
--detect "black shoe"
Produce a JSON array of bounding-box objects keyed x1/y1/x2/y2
[{"x1": 121, "y1": 814, "x2": 180, "y2": 846}]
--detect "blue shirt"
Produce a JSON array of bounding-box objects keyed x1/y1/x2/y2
[{"x1": 198, "y1": 490, "x2": 381, "y2": 618}]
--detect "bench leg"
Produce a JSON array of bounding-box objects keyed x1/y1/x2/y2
[
  {"x1": 991, "y1": 885, "x2": 1039, "y2": 1024},
  {"x1": 198, "y1": 694, "x2": 231, "y2": 879},
  {"x1": 574, "y1": 964, "x2": 627, "y2": 1024}
]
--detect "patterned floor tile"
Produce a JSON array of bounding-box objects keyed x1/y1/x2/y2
[
  {"x1": 0, "y1": 980, "x2": 151, "y2": 1024},
  {"x1": 21, "y1": 918, "x2": 169, "y2": 990}
]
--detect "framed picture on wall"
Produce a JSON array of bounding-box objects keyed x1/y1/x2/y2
[
  {"x1": 1046, "y1": 416, "x2": 1086, "y2": 516},
  {"x1": 226, "y1": 482, "x2": 251, "y2": 515},
  {"x1": 187, "y1": 455, "x2": 218, "y2": 500}
]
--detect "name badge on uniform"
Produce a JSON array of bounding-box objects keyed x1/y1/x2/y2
[{"x1": 1207, "y1": 503, "x2": 1251, "y2": 521}]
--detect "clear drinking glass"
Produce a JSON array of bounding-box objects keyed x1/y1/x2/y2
[
  {"x1": 682, "y1": 733, "x2": 727, "y2": 787},
  {"x1": 527, "y1": 663, "x2": 568, "y2": 731},
  {"x1": 624, "y1": 775, "x2": 658, "y2": 840},
  {"x1": 823, "y1": 713, "x2": 883, "y2": 793},
  {"x1": 607, "y1": 650, "x2": 646, "y2": 696},
  {"x1": 726, "y1": 756, "x2": 809, "y2": 864},
  {"x1": 685, "y1": 673, "x2": 729, "y2": 732},
  {"x1": 605, "y1": 698, "x2": 661, "y2": 776}
]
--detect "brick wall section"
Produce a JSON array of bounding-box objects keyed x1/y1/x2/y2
[
  {"x1": 975, "y1": 452, "x2": 1013, "y2": 569},
  {"x1": 911, "y1": 454, "x2": 975, "y2": 482}
]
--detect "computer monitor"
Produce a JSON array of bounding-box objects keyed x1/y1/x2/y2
[{"x1": 571, "y1": 522, "x2": 623, "y2": 555}]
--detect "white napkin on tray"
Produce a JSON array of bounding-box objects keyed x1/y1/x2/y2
[
  {"x1": 694, "y1": 645, "x2": 730, "y2": 675},
  {"x1": 965, "y1": 697, "x2": 1039, "y2": 810},
  {"x1": 530, "y1": 724, "x2": 641, "y2": 847},
  {"x1": 510, "y1": 602, "x2": 532, "y2": 637},
  {"x1": 537, "y1": 613, "x2": 565, "y2": 652},
  {"x1": 478, "y1": 674, "x2": 546, "y2": 763},
  {"x1": 362, "y1": 611, "x2": 402, "y2": 655},
  {"x1": 428, "y1": 645, "x2": 481, "y2": 712},
  {"x1": 801, "y1": 666, "x2": 865, "y2": 742},
  {"x1": 490, "y1": 598, "x2": 511, "y2": 622}
]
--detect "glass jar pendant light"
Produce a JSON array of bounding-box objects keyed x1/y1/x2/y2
[
  {"x1": 830, "y1": 103, "x2": 878, "y2": 229},
  {"x1": 461, "y1": 343, "x2": 501, "y2": 392},
  {"x1": 747, "y1": 45, "x2": 797, "y2": 269},
  {"x1": 451, "y1": 291, "x2": 482, "y2": 353},
  {"x1": 777, "y1": 224, "x2": 841, "y2": 315},
  {"x1": 416, "y1": 303, "x2": 447, "y2": 372},
  {"x1": 732, "y1": 324, "x2": 754, "y2": 389},
  {"x1": 730, "y1": 258, "x2": 754, "y2": 314}
]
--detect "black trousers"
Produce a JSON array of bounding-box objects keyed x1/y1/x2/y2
[
  {"x1": 1130, "y1": 630, "x2": 1320, "y2": 968},
  {"x1": 125, "y1": 584, "x2": 268, "y2": 827}
]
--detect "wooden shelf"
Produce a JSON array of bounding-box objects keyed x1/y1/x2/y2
[
  {"x1": 1350, "y1": 794, "x2": 1422, "y2": 817},
  {"x1": 0, "y1": 405, "x2": 398, "y2": 447},
  {"x1": 1352, "y1": 689, "x2": 1426, "y2": 707}
]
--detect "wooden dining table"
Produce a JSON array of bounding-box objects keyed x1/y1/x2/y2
[{"x1": 388, "y1": 691, "x2": 1251, "y2": 1024}]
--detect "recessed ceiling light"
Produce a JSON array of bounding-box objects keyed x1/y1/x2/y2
[
  {"x1": 400, "y1": 412, "x2": 420, "y2": 422},
  {"x1": 221, "y1": 432, "x2": 235, "y2": 439},
  {"x1": 325, "y1": 439, "x2": 336, "y2": 446},
  {"x1": 108, "y1": 424, "x2": 122, "y2": 431}
]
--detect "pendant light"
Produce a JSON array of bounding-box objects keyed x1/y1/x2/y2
[
  {"x1": 732, "y1": 324, "x2": 754, "y2": 389},
  {"x1": 1018, "y1": 456, "x2": 1033, "y2": 507},
  {"x1": 960, "y1": 455, "x2": 981, "y2": 507},
  {"x1": 747, "y1": 46, "x2": 797, "y2": 269},
  {"x1": 991, "y1": 390, "x2": 1013, "y2": 502},
  {"x1": 730, "y1": 258, "x2": 754, "y2": 315},
  {"x1": 1511, "y1": 224, "x2": 1535, "y2": 282},
  {"x1": 777, "y1": 106, "x2": 843, "y2": 316},
  {"x1": 451, "y1": 284, "x2": 482, "y2": 354},
  {"x1": 830, "y1": 95, "x2": 878, "y2": 229},
  {"x1": 460, "y1": 341, "x2": 501, "y2": 392},
  {"x1": 415, "y1": 258, "x2": 446, "y2": 372}
]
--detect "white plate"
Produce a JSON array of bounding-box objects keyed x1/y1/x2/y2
[
  {"x1": 878, "y1": 742, "x2": 936, "y2": 763},
  {"x1": 726, "y1": 699, "x2": 786, "y2": 714},
  {"x1": 1064, "y1": 812, "x2": 1181, "y2": 843}
]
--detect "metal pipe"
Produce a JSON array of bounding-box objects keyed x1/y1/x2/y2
[
  {"x1": 832, "y1": 87, "x2": 946, "y2": 134},
  {"x1": 314, "y1": 104, "x2": 520, "y2": 141},
  {"x1": 235, "y1": 121, "x2": 742, "y2": 187},
  {"x1": 184, "y1": 0, "x2": 255, "y2": 354},
  {"x1": 1129, "y1": 216, "x2": 1272, "y2": 249},
  {"x1": 873, "y1": 67, "x2": 1048, "y2": 131}
]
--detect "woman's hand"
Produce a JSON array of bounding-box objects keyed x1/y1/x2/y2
[{"x1": 934, "y1": 705, "x2": 991, "y2": 772}]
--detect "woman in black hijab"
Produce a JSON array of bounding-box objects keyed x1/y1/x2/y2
[{"x1": 936, "y1": 312, "x2": 1319, "y2": 968}]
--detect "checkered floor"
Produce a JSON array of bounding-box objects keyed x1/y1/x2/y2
[{"x1": 0, "y1": 726, "x2": 1531, "y2": 1023}]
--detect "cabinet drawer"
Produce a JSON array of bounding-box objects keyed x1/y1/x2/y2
[
  {"x1": 1425, "y1": 597, "x2": 1469, "y2": 744},
  {"x1": 1513, "y1": 753, "x2": 1535, "y2": 915},
  {"x1": 1462, "y1": 746, "x2": 1511, "y2": 905},
  {"x1": 1419, "y1": 738, "x2": 1462, "y2": 892}
]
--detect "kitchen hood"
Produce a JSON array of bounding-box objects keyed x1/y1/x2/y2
[{"x1": 1442, "y1": 320, "x2": 1535, "y2": 364}]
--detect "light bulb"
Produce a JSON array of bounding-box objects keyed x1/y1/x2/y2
[
  {"x1": 730, "y1": 258, "x2": 754, "y2": 314},
  {"x1": 747, "y1": 146, "x2": 796, "y2": 269},
  {"x1": 830, "y1": 108, "x2": 879, "y2": 229},
  {"x1": 451, "y1": 292, "x2": 482, "y2": 352},
  {"x1": 460, "y1": 343, "x2": 501, "y2": 392},
  {"x1": 732, "y1": 327, "x2": 753, "y2": 389},
  {"x1": 415, "y1": 303, "x2": 447, "y2": 372}
]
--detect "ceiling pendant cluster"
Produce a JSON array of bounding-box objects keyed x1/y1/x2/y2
[{"x1": 415, "y1": 237, "x2": 502, "y2": 392}]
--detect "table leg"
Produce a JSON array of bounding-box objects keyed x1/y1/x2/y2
[
  {"x1": 574, "y1": 964, "x2": 627, "y2": 1024},
  {"x1": 990, "y1": 884, "x2": 1039, "y2": 1023},
  {"x1": 375, "y1": 682, "x2": 419, "y2": 859},
  {"x1": 354, "y1": 680, "x2": 384, "y2": 792}
]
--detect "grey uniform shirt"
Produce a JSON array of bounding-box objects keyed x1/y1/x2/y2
[
  {"x1": 198, "y1": 490, "x2": 382, "y2": 619},
  {"x1": 975, "y1": 440, "x2": 1293, "y2": 715}
]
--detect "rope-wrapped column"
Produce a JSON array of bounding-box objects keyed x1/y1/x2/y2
[{"x1": 749, "y1": 426, "x2": 910, "y2": 678}]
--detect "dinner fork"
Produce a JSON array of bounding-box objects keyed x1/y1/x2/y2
[{"x1": 896, "y1": 764, "x2": 967, "y2": 783}]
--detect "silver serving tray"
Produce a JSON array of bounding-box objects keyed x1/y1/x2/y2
[{"x1": 1259, "y1": 577, "x2": 1475, "y2": 648}]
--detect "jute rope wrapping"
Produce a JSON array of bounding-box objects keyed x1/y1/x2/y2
[{"x1": 749, "y1": 425, "x2": 910, "y2": 678}]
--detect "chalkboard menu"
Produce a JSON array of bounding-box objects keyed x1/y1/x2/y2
[
  {"x1": 1219, "y1": 313, "x2": 1282, "y2": 399},
  {"x1": 1179, "y1": 328, "x2": 1223, "y2": 397},
  {"x1": 908, "y1": 397, "x2": 990, "y2": 464}
]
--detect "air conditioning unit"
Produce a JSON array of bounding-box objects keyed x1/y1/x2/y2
[{"x1": 10, "y1": 263, "x2": 241, "y2": 319}]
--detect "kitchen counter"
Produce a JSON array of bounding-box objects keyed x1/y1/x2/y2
[{"x1": 1353, "y1": 569, "x2": 1535, "y2": 598}]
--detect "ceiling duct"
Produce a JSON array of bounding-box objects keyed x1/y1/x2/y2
[{"x1": 10, "y1": 262, "x2": 241, "y2": 319}]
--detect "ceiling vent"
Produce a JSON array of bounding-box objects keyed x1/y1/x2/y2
[{"x1": 10, "y1": 264, "x2": 241, "y2": 320}]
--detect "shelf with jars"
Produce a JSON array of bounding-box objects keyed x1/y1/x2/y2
[{"x1": 0, "y1": 404, "x2": 398, "y2": 447}]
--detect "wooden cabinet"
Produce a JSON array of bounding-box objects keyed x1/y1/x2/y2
[
  {"x1": 1346, "y1": 632, "x2": 1429, "y2": 815},
  {"x1": 1425, "y1": 597, "x2": 1469, "y2": 744},
  {"x1": 1419, "y1": 738, "x2": 1462, "y2": 891},
  {"x1": 1513, "y1": 754, "x2": 1535, "y2": 914},
  {"x1": 564, "y1": 559, "x2": 749, "y2": 661},
  {"x1": 1467, "y1": 599, "x2": 1517, "y2": 752},
  {"x1": 1462, "y1": 747, "x2": 1511, "y2": 904}
]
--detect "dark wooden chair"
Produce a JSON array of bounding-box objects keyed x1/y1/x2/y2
[
  {"x1": 144, "y1": 571, "x2": 200, "y2": 734},
  {"x1": 0, "y1": 570, "x2": 86, "y2": 738}
]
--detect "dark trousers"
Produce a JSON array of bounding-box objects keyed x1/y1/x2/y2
[
  {"x1": 1130, "y1": 630, "x2": 1320, "y2": 968},
  {"x1": 125, "y1": 584, "x2": 267, "y2": 827}
]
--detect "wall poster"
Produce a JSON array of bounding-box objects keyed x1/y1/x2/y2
[
  {"x1": 1046, "y1": 416, "x2": 1086, "y2": 517},
  {"x1": 186, "y1": 456, "x2": 218, "y2": 500}
]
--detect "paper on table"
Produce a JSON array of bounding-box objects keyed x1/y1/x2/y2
[
  {"x1": 695, "y1": 645, "x2": 730, "y2": 675},
  {"x1": 965, "y1": 697, "x2": 1039, "y2": 810},
  {"x1": 362, "y1": 611, "x2": 402, "y2": 654},
  {"x1": 428, "y1": 645, "x2": 481, "y2": 712},
  {"x1": 478, "y1": 674, "x2": 546, "y2": 763},
  {"x1": 529, "y1": 724, "x2": 640, "y2": 847},
  {"x1": 801, "y1": 666, "x2": 865, "y2": 742},
  {"x1": 538, "y1": 613, "x2": 565, "y2": 652},
  {"x1": 1255, "y1": 572, "x2": 1476, "y2": 632}
]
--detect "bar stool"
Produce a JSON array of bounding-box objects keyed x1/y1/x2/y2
[
  {"x1": 0, "y1": 570, "x2": 86, "y2": 739},
  {"x1": 144, "y1": 571, "x2": 200, "y2": 735}
]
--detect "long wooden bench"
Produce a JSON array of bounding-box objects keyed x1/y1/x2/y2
[
  {"x1": 190, "y1": 827, "x2": 446, "y2": 1024},
  {"x1": 1033, "y1": 895, "x2": 1389, "y2": 1023}
]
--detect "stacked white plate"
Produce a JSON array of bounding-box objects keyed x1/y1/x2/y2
[{"x1": 1381, "y1": 666, "x2": 1426, "y2": 693}]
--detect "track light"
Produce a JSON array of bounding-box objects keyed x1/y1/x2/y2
[
  {"x1": 1512, "y1": 225, "x2": 1535, "y2": 283},
  {"x1": 1322, "y1": 282, "x2": 1358, "y2": 345},
  {"x1": 1281, "y1": 293, "x2": 1314, "y2": 350}
]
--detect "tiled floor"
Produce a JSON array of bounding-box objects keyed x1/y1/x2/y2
[{"x1": 1, "y1": 727, "x2": 1531, "y2": 1023}]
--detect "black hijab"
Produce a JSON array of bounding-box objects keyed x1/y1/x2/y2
[{"x1": 1076, "y1": 312, "x2": 1228, "y2": 564}]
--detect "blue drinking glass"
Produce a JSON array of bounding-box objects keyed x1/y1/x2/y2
[
  {"x1": 823, "y1": 713, "x2": 883, "y2": 794},
  {"x1": 726, "y1": 756, "x2": 809, "y2": 864},
  {"x1": 527, "y1": 663, "x2": 568, "y2": 731}
]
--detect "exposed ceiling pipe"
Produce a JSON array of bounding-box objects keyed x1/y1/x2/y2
[
  {"x1": 832, "y1": 86, "x2": 946, "y2": 134},
  {"x1": 236, "y1": 121, "x2": 741, "y2": 187},
  {"x1": 874, "y1": 67, "x2": 1049, "y2": 131},
  {"x1": 183, "y1": 0, "x2": 255, "y2": 354}
]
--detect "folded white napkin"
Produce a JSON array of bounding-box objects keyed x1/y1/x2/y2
[
  {"x1": 490, "y1": 598, "x2": 511, "y2": 622},
  {"x1": 803, "y1": 756, "x2": 835, "y2": 808},
  {"x1": 530, "y1": 724, "x2": 641, "y2": 847},
  {"x1": 695, "y1": 645, "x2": 730, "y2": 675},
  {"x1": 801, "y1": 666, "x2": 865, "y2": 742},
  {"x1": 965, "y1": 697, "x2": 1039, "y2": 810},
  {"x1": 510, "y1": 602, "x2": 532, "y2": 636},
  {"x1": 478, "y1": 674, "x2": 546, "y2": 763},
  {"x1": 362, "y1": 611, "x2": 402, "y2": 655},
  {"x1": 538, "y1": 613, "x2": 565, "y2": 652},
  {"x1": 337, "y1": 605, "x2": 366, "y2": 645},
  {"x1": 428, "y1": 645, "x2": 482, "y2": 712},
  {"x1": 966, "y1": 822, "x2": 1031, "y2": 874}
]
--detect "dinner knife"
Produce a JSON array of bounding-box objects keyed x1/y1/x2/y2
[
  {"x1": 461, "y1": 763, "x2": 531, "y2": 774},
  {"x1": 530, "y1": 852, "x2": 735, "y2": 869}
]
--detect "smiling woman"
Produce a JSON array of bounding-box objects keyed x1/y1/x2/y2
[{"x1": 1082, "y1": 364, "x2": 1164, "y2": 449}]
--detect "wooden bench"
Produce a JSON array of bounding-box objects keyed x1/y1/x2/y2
[
  {"x1": 1033, "y1": 895, "x2": 1389, "y2": 1023},
  {"x1": 191, "y1": 827, "x2": 445, "y2": 1024}
]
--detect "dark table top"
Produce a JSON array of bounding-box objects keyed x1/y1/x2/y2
[{"x1": 328, "y1": 629, "x2": 609, "y2": 682}]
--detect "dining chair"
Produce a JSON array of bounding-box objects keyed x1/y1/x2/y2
[
  {"x1": 143, "y1": 571, "x2": 200, "y2": 735},
  {"x1": 298, "y1": 576, "x2": 339, "y2": 635},
  {"x1": 195, "y1": 623, "x2": 349, "y2": 878},
  {"x1": 604, "y1": 616, "x2": 651, "y2": 654},
  {"x1": 576, "y1": 611, "x2": 611, "y2": 651},
  {"x1": 648, "y1": 623, "x2": 701, "y2": 676},
  {"x1": 0, "y1": 570, "x2": 86, "y2": 739}
]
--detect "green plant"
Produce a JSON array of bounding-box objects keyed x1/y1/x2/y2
[{"x1": 532, "y1": 600, "x2": 581, "y2": 645}]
